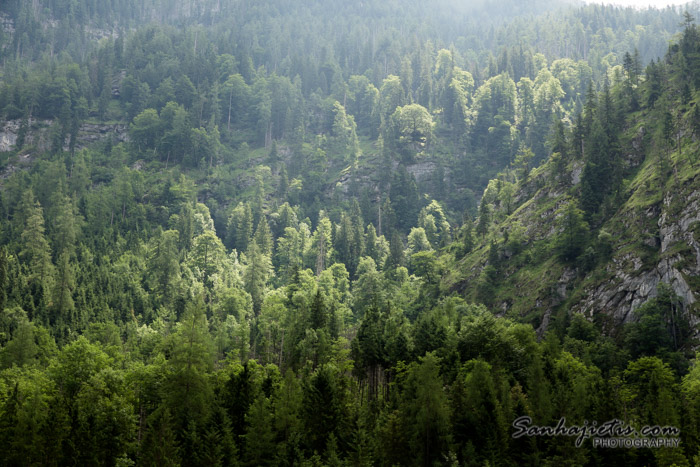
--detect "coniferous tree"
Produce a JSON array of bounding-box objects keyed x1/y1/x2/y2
[
  {"x1": 245, "y1": 394, "x2": 276, "y2": 465},
  {"x1": 386, "y1": 231, "x2": 405, "y2": 270},
  {"x1": 556, "y1": 201, "x2": 589, "y2": 263},
  {"x1": 253, "y1": 217, "x2": 274, "y2": 255},
  {"x1": 303, "y1": 365, "x2": 343, "y2": 455},
  {"x1": 226, "y1": 202, "x2": 254, "y2": 252},
  {"x1": 403, "y1": 352, "x2": 451, "y2": 466},
  {"x1": 334, "y1": 213, "x2": 353, "y2": 270},
  {"x1": 148, "y1": 230, "x2": 181, "y2": 304},
  {"x1": 140, "y1": 407, "x2": 181, "y2": 467},
  {"x1": 19, "y1": 192, "x2": 54, "y2": 317},
  {"x1": 476, "y1": 201, "x2": 491, "y2": 237},
  {"x1": 457, "y1": 218, "x2": 474, "y2": 258},
  {"x1": 365, "y1": 224, "x2": 380, "y2": 265},
  {"x1": 244, "y1": 243, "x2": 273, "y2": 316},
  {"x1": 580, "y1": 117, "x2": 615, "y2": 220},
  {"x1": 352, "y1": 305, "x2": 386, "y2": 399},
  {"x1": 52, "y1": 252, "x2": 76, "y2": 331},
  {"x1": 278, "y1": 164, "x2": 289, "y2": 200},
  {"x1": 163, "y1": 297, "x2": 214, "y2": 434},
  {"x1": 1, "y1": 316, "x2": 37, "y2": 368},
  {"x1": 452, "y1": 359, "x2": 509, "y2": 465},
  {"x1": 0, "y1": 247, "x2": 7, "y2": 316}
]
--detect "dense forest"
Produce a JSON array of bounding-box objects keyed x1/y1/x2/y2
[{"x1": 1, "y1": 0, "x2": 700, "y2": 465}]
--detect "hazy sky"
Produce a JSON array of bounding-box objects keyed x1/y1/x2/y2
[{"x1": 585, "y1": 0, "x2": 686, "y2": 7}]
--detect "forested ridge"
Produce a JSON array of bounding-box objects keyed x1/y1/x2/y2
[{"x1": 2, "y1": 0, "x2": 700, "y2": 465}]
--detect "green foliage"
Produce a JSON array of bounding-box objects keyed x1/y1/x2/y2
[
  {"x1": 302, "y1": 364, "x2": 344, "y2": 455},
  {"x1": 352, "y1": 257, "x2": 384, "y2": 315},
  {"x1": 555, "y1": 201, "x2": 589, "y2": 264},
  {"x1": 130, "y1": 108, "x2": 161, "y2": 152},
  {"x1": 387, "y1": 103, "x2": 434, "y2": 161},
  {"x1": 140, "y1": 406, "x2": 181, "y2": 466},
  {"x1": 624, "y1": 283, "x2": 695, "y2": 373},
  {"x1": 452, "y1": 359, "x2": 508, "y2": 465},
  {"x1": 243, "y1": 243, "x2": 274, "y2": 316},
  {"x1": 476, "y1": 201, "x2": 491, "y2": 238},
  {"x1": 1, "y1": 2, "x2": 700, "y2": 465},
  {"x1": 400, "y1": 352, "x2": 451, "y2": 465},
  {"x1": 1, "y1": 315, "x2": 38, "y2": 368}
]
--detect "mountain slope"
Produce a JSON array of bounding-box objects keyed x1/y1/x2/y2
[{"x1": 445, "y1": 51, "x2": 700, "y2": 350}]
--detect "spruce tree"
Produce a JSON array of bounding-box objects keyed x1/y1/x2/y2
[
  {"x1": 253, "y1": 217, "x2": 274, "y2": 255},
  {"x1": 19, "y1": 193, "x2": 54, "y2": 292},
  {"x1": 476, "y1": 202, "x2": 491, "y2": 237}
]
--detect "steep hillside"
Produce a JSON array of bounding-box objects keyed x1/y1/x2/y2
[{"x1": 446, "y1": 41, "x2": 700, "y2": 353}]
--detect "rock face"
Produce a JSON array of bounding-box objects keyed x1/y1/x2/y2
[
  {"x1": 572, "y1": 187, "x2": 700, "y2": 331},
  {"x1": 0, "y1": 12, "x2": 14, "y2": 37},
  {"x1": 516, "y1": 126, "x2": 700, "y2": 335},
  {"x1": 0, "y1": 119, "x2": 54, "y2": 152},
  {"x1": 0, "y1": 120, "x2": 19, "y2": 152},
  {"x1": 0, "y1": 119, "x2": 129, "y2": 181},
  {"x1": 74, "y1": 122, "x2": 129, "y2": 148},
  {"x1": 570, "y1": 160, "x2": 584, "y2": 185},
  {"x1": 331, "y1": 153, "x2": 443, "y2": 198},
  {"x1": 0, "y1": 119, "x2": 128, "y2": 154},
  {"x1": 449, "y1": 135, "x2": 700, "y2": 340},
  {"x1": 401, "y1": 160, "x2": 437, "y2": 183}
]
